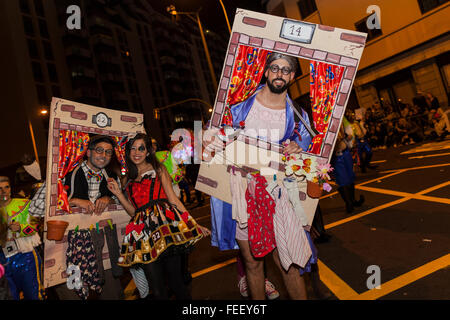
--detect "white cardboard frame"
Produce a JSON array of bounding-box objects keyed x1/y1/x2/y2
[
  {"x1": 43, "y1": 98, "x2": 144, "y2": 288},
  {"x1": 196, "y1": 9, "x2": 366, "y2": 225}
]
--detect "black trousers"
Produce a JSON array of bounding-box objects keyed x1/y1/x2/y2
[{"x1": 142, "y1": 253, "x2": 191, "y2": 300}]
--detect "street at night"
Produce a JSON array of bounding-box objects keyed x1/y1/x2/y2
[
  {"x1": 158, "y1": 139, "x2": 450, "y2": 300},
  {"x1": 0, "y1": 0, "x2": 449, "y2": 307}
]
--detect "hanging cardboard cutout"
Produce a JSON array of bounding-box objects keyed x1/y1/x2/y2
[
  {"x1": 196, "y1": 9, "x2": 366, "y2": 226},
  {"x1": 43, "y1": 98, "x2": 144, "y2": 288}
]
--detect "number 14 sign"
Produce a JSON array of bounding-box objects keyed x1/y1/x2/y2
[{"x1": 280, "y1": 19, "x2": 316, "y2": 44}]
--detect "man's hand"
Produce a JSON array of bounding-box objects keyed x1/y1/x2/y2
[
  {"x1": 282, "y1": 139, "x2": 303, "y2": 155},
  {"x1": 8, "y1": 221, "x2": 21, "y2": 233},
  {"x1": 202, "y1": 128, "x2": 225, "y2": 161},
  {"x1": 94, "y1": 196, "x2": 112, "y2": 215},
  {"x1": 72, "y1": 199, "x2": 95, "y2": 214},
  {"x1": 203, "y1": 128, "x2": 225, "y2": 152}
]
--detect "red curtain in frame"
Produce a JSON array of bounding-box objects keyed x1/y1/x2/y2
[
  {"x1": 57, "y1": 130, "x2": 90, "y2": 213},
  {"x1": 221, "y1": 45, "x2": 271, "y2": 126},
  {"x1": 307, "y1": 61, "x2": 344, "y2": 154}
]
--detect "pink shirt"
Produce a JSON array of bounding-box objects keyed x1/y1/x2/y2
[{"x1": 243, "y1": 98, "x2": 286, "y2": 143}]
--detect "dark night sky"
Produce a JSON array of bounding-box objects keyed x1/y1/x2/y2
[{"x1": 148, "y1": 0, "x2": 266, "y2": 36}]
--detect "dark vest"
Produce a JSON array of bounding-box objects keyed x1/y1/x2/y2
[{"x1": 64, "y1": 166, "x2": 116, "y2": 201}]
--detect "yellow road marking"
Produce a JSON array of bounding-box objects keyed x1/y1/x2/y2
[
  {"x1": 320, "y1": 191, "x2": 338, "y2": 199},
  {"x1": 370, "y1": 160, "x2": 387, "y2": 164},
  {"x1": 326, "y1": 181, "x2": 450, "y2": 230},
  {"x1": 357, "y1": 185, "x2": 450, "y2": 205},
  {"x1": 408, "y1": 152, "x2": 450, "y2": 159},
  {"x1": 325, "y1": 197, "x2": 411, "y2": 230},
  {"x1": 357, "y1": 170, "x2": 406, "y2": 187},
  {"x1": 317, "y1": 259, "x2": 358, "y2": 300},
  {"x1": 124, "y1": 280, "x2": 137, "y2": 298},
  {"x1": 352, "y1": 254, "x2": 450, "y2": 300},
  {"x1": 416, "y1": 181, "x2": 450, "y2": 194},
  {"x1": 380, "y1": 163, "x2": 450, "y2": 173},
  {"x1": 191, "y1": 258, "x2": 237, "y2": 278},
  {"x1": 124, "y1": 258, "x2": 238, "y2": 299}
]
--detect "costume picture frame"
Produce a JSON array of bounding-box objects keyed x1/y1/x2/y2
[
  {"x1": 43, "y1": 97, "x2": 144, "y2": 288},
  {"x1": 196, "y1": 9, "x2": 367, "y2": 225}
]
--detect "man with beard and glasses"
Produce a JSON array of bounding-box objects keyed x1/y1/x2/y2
[
  {"x1": 29, "y1": 135, "x2": 124, "y2": 300},
  {"x1": 204, "y1": 53, "x2": 316, "y2": 300}
]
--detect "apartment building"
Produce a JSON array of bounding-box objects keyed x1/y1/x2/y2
[
  {"x1": 265, "y1": 0, "x2": 449, "y2": 111},
  {"x1": 0, "y1": 0, "x2": 227, "y2": 167}
]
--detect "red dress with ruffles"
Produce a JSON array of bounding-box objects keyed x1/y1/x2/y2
[{"x1": 117, "y1": 173, "x2": 203, "y2": 267}]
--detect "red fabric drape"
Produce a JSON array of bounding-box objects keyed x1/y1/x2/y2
[
  {"x1": 221, "y1": 46, "x2": 270, "y2": 126},
  {"x1": 57, "y1": 130, "x2": 90, "y2": 212},
  {"x1": 307, "y1": 61, "x2": 344, "y2": 154}
]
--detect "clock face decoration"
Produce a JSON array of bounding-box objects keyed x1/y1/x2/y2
[{"x1": 92, "y1": 112, "x2": 111, "y2": 128}]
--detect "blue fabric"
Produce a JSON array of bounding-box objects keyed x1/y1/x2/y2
[
  {"x1": 210, "y1": 197, "x2": 238, "y2": 250},
  {"x1": 356, "y1": 139, "x2": 372, "y2": 158},
  {"x1": 331, "y1": 149, "x2": 355, "y2": 187},
  {"x1": 299, "y1": 230, "x2": 318, "y2": 275},
  {"x1": 0, "y1": 248, "x2": 44, "y2": 300},
  {"x1": 210, "y1": 85, "x2": 313, "y2": 251}
]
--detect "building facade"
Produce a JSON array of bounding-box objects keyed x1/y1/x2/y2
[
  {"x1": 265, "y1": 0, "x2": 449, "y2": 112},
  {"x1": 0, "y1": 0, "x2": 227, "y2": 168}
]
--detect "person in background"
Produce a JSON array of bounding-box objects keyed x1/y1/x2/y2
[
  {"x1": 347, "y1": 111, "x2": 376, "y2": 173},
  {"x1": 14, "y1": 154, "x2": 42, "y2": 199},
  {"x1": 0, "y1": 176, "x2": 45, "y2": 300},
  {"x1": 331, "y1": 118, "x2": 365, "y2": 214}
]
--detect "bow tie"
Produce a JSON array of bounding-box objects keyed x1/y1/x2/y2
[{"x1": 87, "y1": 169, "x2": 103, "y2": 182}]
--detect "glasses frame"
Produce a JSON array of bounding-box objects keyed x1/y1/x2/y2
[
  {"x1": 92, "y1": 146, "x2": 114, "y2": 156},
  {"x1": 268, "y1": 64, "x2": 292, "y2": 75}
]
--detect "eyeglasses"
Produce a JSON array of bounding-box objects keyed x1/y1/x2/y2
[
  {"x1": 269, "y1": 64, "x2": 292, "y2": 75},
  {"x1": 130, "y1": 145, "x2": 146, "y2": 152},
  {"x1": 92, "y1": 147, "x2": 114, "y2": 156}
]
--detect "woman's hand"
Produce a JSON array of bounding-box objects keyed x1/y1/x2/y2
[
  {"x1": 107, "y1": 178, "x2": 121, "y2": 197},
  {"x1": 198, "y1": 225, "x2": 211, "y2": 237}
]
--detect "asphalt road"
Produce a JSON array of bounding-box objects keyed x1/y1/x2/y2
[{"x1": 122, "y1": 137, "x2": 450, "y2": 300}]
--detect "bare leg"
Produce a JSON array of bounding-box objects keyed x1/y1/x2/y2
[
  {"x1": 272, "y1": 248, "x2": 307, "y2": 300},
  {"x1": 236, "y1": 239, "x2": 265, "y2": 300}
]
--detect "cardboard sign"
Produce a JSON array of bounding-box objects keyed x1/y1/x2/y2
[
  {"x1": 43, "y1": 98, "x2": 144, "y2": 288},
  {"x1": 196, "y1": 9, "x2": 366, "y2": 226}
]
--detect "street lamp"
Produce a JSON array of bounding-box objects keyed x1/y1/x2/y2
[
  {"x1": 167, "y1": 5, "x2": 218, "y2": 91},
  {"x1": 218, "y1": 0, "x2": 232, "y2": 34}
]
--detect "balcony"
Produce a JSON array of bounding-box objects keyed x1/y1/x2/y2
[
  {"x1": 62, "y1": 30, "x2": 89, "y2": 47},
  {"x1": 111, "y1": 92, "x2": 128, "y2": 101},
  {"x1": 92, "y1": 34, "x2": 116, "y2": 54},
  {"x1": 96, "y1": 53, "x2": 120, "y2": 65},
  {"x1": 65, "y1": 46, "x2": 91, "y2": 58},
  {"x1": 100, "y1": 73, "x2": 123, "y2": 83},
  {"x1": 73, "y1": 87, "x2": 100, "y2": 98}
]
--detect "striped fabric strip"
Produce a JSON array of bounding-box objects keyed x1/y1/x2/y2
[
  {"x1": 271, "y1": 185, "x2": 312, "y2": 271},
  {"x1": 129, "y1": 266, "x2": 149, "y2": 298}
]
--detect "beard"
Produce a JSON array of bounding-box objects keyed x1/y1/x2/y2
[{"x1": 267, "y1": 78, "x2": 288, "y2": 94}]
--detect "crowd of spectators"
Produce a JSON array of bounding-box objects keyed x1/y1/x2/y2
[{"x1": 361, "y1": 92, "x2": 449, "y2": 149}]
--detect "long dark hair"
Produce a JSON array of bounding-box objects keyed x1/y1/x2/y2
[{"x1": 125, "y1": 133, "x2": 163, "y2": 180}]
